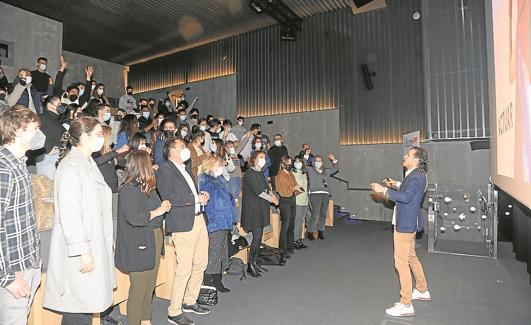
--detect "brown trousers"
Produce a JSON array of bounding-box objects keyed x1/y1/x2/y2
[
  {"x1": 168, "y1": 215, "x2": 209, "y2": 317},
  {"x1": 393, "y1": 231, "x2": 428, "y2": 305},
  {"x1": 127, "y1": 227, "x2": 163, "y2": 325}
]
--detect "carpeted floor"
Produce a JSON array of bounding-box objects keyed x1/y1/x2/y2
[{"x1": 109, "y1": 219, "x2": 531, "y2": 325}]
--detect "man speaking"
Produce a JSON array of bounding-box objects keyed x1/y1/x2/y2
[{"x1": 371, "y1": 146, "x2": 431, "y2": 317}]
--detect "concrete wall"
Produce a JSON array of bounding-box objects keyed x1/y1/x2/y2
[
  {"x1": 62, "y1": 50, "x2": 127, "y2": 100},
  {"x1": 0, "y1": 2, "x2": 62, "y2": 81},
  {"x1": 137, "y1": 74, "x2": 237, "y2": 119}
]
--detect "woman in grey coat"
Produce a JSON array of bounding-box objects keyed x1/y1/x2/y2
[
  {"x1": 306, "y1": 154, "x2": 338, "y2": 240},
  {"x1": 43, "y1": 117, "x2": 115, "y2": 325}
]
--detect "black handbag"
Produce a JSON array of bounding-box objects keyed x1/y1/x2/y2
[{"x1": 197, "y1": 285, "x2": 218, "y2": 306}]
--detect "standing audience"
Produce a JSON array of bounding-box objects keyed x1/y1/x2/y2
[{"x1": 292, "y1": 156, "x2": 309, "y2": 249}]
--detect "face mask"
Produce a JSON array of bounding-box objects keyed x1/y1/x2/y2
[
  {"x1": 191, "y1": 115, "x2": 198, "y2": 120},
  {"x1": 180, "y1": 147, "x2": 191, "y2": 162},
  {"x1": 315, "y1": 162, "x2": 323, "y2": 170},
  {"x1": 149, "y1": 102, "x2": 155, "y2": 107},
  {"x1": 39, "y1": 64, "x2": 47, "y2": 71},
  {"x1": 213, "y1": 167, "x2": 224, "y2": 177},
  {"x1": 116, "y1": 115, "x2": 123, "y2": 122},
  {"x1": 25, "y1": 76, "x2": 32, "y2": 85},
  {"x1": 55, "y1": 103, "x2": 66, "y2": 115},
  {"x1": 69, "y1": 94, "x2": 78, "y2": 101},
  {"x1": 165, "y1": 101, "x2": 171, "y2": 107},
  {"x1": 91, "y1": 84, "x2": 96, "y2": 91},
  {"x1": 257, "y1": 131, "x2": 262, "y2": 136},
  {"x1": 179, "y1": 115, "x2": 186, "y2": 121},
  {"x1": 294, "y1": 162, "x2": 303, "y2": 170},
  {"x1": 274, "y1": 140, "x2": 282, "y2": 147},
  {"x1": 0, "y1": 94, "x2": 5, "y2": 101},
  {"x1": 228, "y1": 147, "x2": 236, "y2": 155},
  {"x1": 103, "y1": 112, "x2": 112, "y2": 121},
  {"x1": 91, "y1": 136, "x2": 105, "y2": 152},
  {"x1": 180, "y1": 130, "x2": 188, "y2": 138},
  {"x1": 238, "y1": 121, "x2": 244, "y2": 126},
  {"x1": 257, "y1": 157, "x2": 266, "y2": 169},
  {"x1": 79, "y1": 89, "x2": 85, "y2": 96},
  {"x1": 285, "y1": 164, "x2": 292, "y2": 170},
  {"x1": 199, "y1": 125, "x2": 207, "y2": 131},
  {"x1": 23, "y1": 129, "x2": 46, "y2": 150},
  {"x1": 138, "y1": 144, "x2": 147, "y2": 150},
  {"x1": 97, "y1": 88, "x2": 104, "y2": 96},
  {"x1": 216, "y1": 128, "x2": 222, "y2": 134},
  {"x1": 142, "y1": 112, "x2": 150, "y2": 119},
  {"x1": 163, "y1": 130, "x2": 175, "y2": 138},
  {"x1": 127, "y1": 91, "x2": 133, "y2": 95},
  {"x1": 210, "y1": 143, "x2": 218, "y2": 153},
  {"x1": 254, "y1": 143, "x2": 262, "y2": 150}
]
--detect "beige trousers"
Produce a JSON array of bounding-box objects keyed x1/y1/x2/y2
[
  {"x1": 393, "y1": 231, "x2": 428, "y2": 305},
  {"x1": 168, "y1": 215, "x2": 209, "y2": 317}
]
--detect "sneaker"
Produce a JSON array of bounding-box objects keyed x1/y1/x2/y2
[
  {"x1": 182, "y1": 303, "x2": 210, "y2": 315},
  {"x1": 412, "y1": 289, "x2": 432, "y2": 301},
  {"x1": 385, "y1": 303, "x2": 415, "y2": 317},
  {"x1": 168, "y1": 314, "x2": 195, "y2": 325}
]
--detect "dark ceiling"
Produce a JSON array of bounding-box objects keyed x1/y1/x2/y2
[{"x1": 1, "y1": 0, "x2": 350, "y2": 65}]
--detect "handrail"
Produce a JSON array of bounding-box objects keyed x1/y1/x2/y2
[{"x1": 331, "y1": 175, "x2": 372, "y2": 191}]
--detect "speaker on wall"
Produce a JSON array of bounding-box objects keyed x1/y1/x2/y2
[
  {"x1": 361, "y1": 63, "x2": 376, "y2": 90},
  {"x1": 352, "y1": 0, "x2": 375, "y2": 8}
]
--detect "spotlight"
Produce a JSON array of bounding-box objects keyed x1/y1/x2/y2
[
  {"x1": 458, "y1": 213, "x2": 466, "y2": 221},
  {"x1": 481, "y1": 214, "x2": 487, "y2": 220},
  {"x1": 505, "y1": 212, "x2": 510, "y2": 216},
  {"x1": 443, "y1": 212, "x2": 449, "y2": 217},
  {"x1": 453, "y1": 224, "x2": 461, "y2": 231},
  {"x1": 249, "y1": 1, "x2": 263, "y2": 13},
  {"x1": 469, "y1": 206, "x2": 476, "y2": 213},
  {"x1": 444, "y1": 196, "x2": 452, "y2": 203},
  {"x1": 440, "y1": 226, "x2": 446, "y2": 232}
]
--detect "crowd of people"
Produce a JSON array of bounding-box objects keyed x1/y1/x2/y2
[{"x1": 0, "y1": 56, "x2": 340, "y2": 325}]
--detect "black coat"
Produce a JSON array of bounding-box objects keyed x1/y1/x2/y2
[
  {"x1": 268, "y1": 145, "x2": 289, "y2": 177},
  {"x1": 156, "y1": 160, "x2": 207, "y2": 233},
  {"x1": 241, "y1": 168, "x2": 271, "y2": 232},
  {"x1": 40, "y1": 109, "x2": 66, "y2": 153},
  {"x1": 115, "y1": 184, "x2": 163, "y2": 273},
  {"x1": 92, "y1": 150, "x2": 119, "y2": 193}
]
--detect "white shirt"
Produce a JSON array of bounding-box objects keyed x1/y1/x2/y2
[{"x1": 171, "y1": 160, "x2": 201, "y2": 214}]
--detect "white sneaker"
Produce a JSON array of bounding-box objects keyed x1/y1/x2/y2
[
  {"x1": 385, "y1": 303, "x2": 415, "y2": 317},
  {"x1": 412, "y1": 288, "x2": 432, "y2": 301}
]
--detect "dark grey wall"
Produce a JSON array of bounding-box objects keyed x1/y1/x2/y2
[{"x1": 422, "y1": 0, "x2": 490, "y2": 140}]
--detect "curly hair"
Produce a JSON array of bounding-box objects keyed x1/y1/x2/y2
[{"x1": 411, "y1": 146, "x2": 428, "y2": 172}]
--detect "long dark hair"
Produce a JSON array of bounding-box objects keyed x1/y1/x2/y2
[
  {"x1": 120, "y1": 150, "x2": 156, "y2": 195},
  {"x1": 128, "y1": 132, "x2": 147, "y2": 151},
  {"x1": 57, "y1": 116, "x2": 99, "y2": 165},
  {"x1": 119, "y1": 114, "x2": 139, "y2": 137},
  {"x1": 213, "y1": 138, "x2": 226, "y2": 158}
]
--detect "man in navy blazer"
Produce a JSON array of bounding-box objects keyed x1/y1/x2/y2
[
  {"x1": 371, "y1": 146, "x2": 431, "y2": 317},
  {"x1": 157, "y1": 137, "x2": 211, "y2": 325}
]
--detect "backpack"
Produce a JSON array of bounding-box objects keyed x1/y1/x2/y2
[
  {"x1": 256, "y1": 244, "x2": 283, "y2": 266},
  {"x1": 226, "y1": 257, "x2": 246, "y2": 280}
]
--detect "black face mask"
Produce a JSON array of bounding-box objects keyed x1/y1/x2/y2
[
  {"x1": 127, "y1": 91, "x2": 133, "y2": 95},
  {"x1": 55, "y1": 104, "x2": 66, "y2": 115},
  {"x1": 191, "y1": 115, "x2": 198, "y2": 120},
  {"x1": 163, "y1": 130, "x2": 175, "y2": 138},
  {"x1": 0, "y1": 94, "x2": 5, "y2": 101},
  {"x1": 115, "y1": 116, "x2": 123, "y2": 122},
  {"x1": 69, "y1": 94, "x2": 78, "y2": 101},
  {"x1": 257, "y1": 131, "x2": 262, "y2": 136},
  {"x1": 19, "y1": 79, "x2": 27, "y2": 86}
]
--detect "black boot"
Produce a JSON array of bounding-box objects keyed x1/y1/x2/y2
[
  {"x1": 318, "y1": 231, "x2": 325, "y2": 240},
  {"x1": 255, "y1": 263, "x2": 268, "y2": 273},
  {"x1": 213, "y1": 273, "x2": 230, "y2": 293},
  {"x1": 203, "y1": 273, "x2": 215, "y2": 286},
  {"x1": 298, "y1": 240, "x2": 308, "y2": 248},
  {"x1": 247, "y1": 263, "x2": 262, "y2": 277}
]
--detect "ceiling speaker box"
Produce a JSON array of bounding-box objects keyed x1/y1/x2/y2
[{"x1": 351, "y1": 0, "x2": 387, "y2": 14}]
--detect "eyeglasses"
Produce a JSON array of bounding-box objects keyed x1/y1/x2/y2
[{"x1": 87, "y1": 132, "x2": 104, "y2": 138}]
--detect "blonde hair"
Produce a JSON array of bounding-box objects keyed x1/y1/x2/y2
[
  {"x1": 201, "y1": 156, "x2": 222, "y2": 174},
  {"x1": 100, "y1": 125, "x2": 112, "y2": 154}
]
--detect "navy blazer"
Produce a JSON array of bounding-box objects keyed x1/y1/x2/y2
[
  {"x1": 388, "y1": 168, "x2": 427, "y2": 233},
  {"x1": 156, "y1": 160, "x2": 206, "y2": 233}
]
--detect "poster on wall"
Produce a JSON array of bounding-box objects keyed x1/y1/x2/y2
[{"x1": 402, "y1": 131, "x2": 420, "y2": 154}]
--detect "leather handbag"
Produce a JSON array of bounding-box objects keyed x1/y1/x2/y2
[{"x1": 197, "y1": 285, "x2": 218, "y2": 306}]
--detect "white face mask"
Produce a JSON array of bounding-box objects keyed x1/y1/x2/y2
[
  {"x1": 138, "y1": 144, "x2": 147, "y2": 150},
  {"x1": 210, "y1": 143, "x2": 218, "y2": 153},
  {"x1": 25, "y1": 76, "x2": 32, "y2": 85},
  {"x1": 274, "y1": 140, "x2": 282, "y2": 147},
  {"x1": 216, "y1": 128, "x2": 222, "y2": 134},
  {"x1": 142, "y1": 112, "x2": 150, "y2": 119},
  {"x1": 158, "y1": 118, "x2": 164, "y2": 126},
  {"x1": 179, "y1": 115, "x2": 187, "y2": 121},
  {"x1": 180, "y1": 130, "x2": 188, "y2": 137},
  {"x1": 257, "y1": 157, "x2": 266, "y2": 169},
  {"x1": 294, "y1": 162, "x2": 303, "y2": 170},
  {"x1": 238, "y1": 121, "x2": 244, "y2": 126},
  {"x1": 199, "y1": 125, "x2": 208, "y2": 131},
  {"x1": 314, "y1": 161, "x2": 323, "y2": 170},
  {"x1": 91, "y1": 85, "x2": 96, "y2": 91},
  {"x1": 97, "y1": 88, "x2": 104, "y2": 96},
  {"x1": 165, "y1": 101, "x2": 171, "y2": 107},
  {"x1": 22, "y1": 128, "x2": 46, "y2": 150},
  {"x1": 39, "y1": 64, "x2": 47, "y2": 71},
  {"x1": 213, "y1": 167, "x2": 224, "y2": 177},
  {"x1": 228, "y1": 147, "x2": 236, "y2": 155},
  {"x1": 91, "y1": 136, "x2": 105, "y2": 152},
  {"x1": 180, "y1": 147, "x2": 191, "y2": 162},
  {"x1": 79, "y1": 89, "x2": 85, "y2": 96},
  {"x1": 103, "y1": 112, "x2": 111, "y2": 121},
  {"x1": 254, "y1": 143, "x2": 262, "y2": 150}
]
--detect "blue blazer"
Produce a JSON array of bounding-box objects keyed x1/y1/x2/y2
[
  {"x1": 388, "y1": 168, "x2": 427, "y2": 233},
  {"x1": 199, "y1": 174, "x2": 237, "y2": 233}
]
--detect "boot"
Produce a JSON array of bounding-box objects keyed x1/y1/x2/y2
[
  {"x1": 318, "y1": 231, "x2": 325, "y2": 240},
  {"x1": 213, "y1": 273, "x2": 230, "y2": 293},
  {"x1": 255, "y1": 264, "x2": 268, "y2": 273},
  {"x1": 203, "y1": 273, "x2": 215, "y2": 286},
  {"x1": 307, "y1": 232, "x2": 316, "y2": 240},
  {"x1": 279, "y1": 250, "x2": 288, "y2": 264},
  {"x1": 247, "y1": 263, "x2": 262, "y2": 277},
  {"x1": 298, "y1": 240, "x2": 308, "y2": 248}
]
